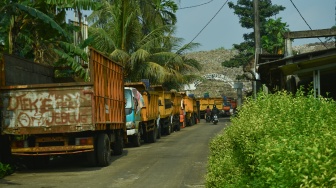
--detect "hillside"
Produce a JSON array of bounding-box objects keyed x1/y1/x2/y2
[
  {"x1": 183, "y1": 42, "x2": 334, "y2": 99},
  {"x1": 183, "y1": 49, "x2": 250, "y2": 99}
]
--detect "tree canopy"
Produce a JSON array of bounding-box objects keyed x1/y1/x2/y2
[
  {"x1": 222, "y1": 0, "x2": 288, "y2": 73},
  {"x1": 0, "y1": 0, "x2": 201, "y2": 89}
]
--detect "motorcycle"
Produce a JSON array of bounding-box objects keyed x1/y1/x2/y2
[{"x1": 212, "y1": 114, "x2": 219, "y2": 125}]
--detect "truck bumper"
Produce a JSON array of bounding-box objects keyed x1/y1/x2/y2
[
  {"x1": 127, "y1": 129, "x2": 138, "y2": 136},
  {"x1": 11, "y1": 145, "x2": 94, "y2": 156}
]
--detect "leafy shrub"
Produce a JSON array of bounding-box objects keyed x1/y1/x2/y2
[
  {"x1": 206, "y1": 90, "x2": 336, "y2": 187},
  {"x1": 0, "y1": 162, "x2": 13, "y2": 178}
]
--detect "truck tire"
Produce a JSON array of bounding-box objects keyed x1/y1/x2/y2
[
  {"x1": 157, "y1": 123, "x2": 162, "y2": 139},
  {"x1": 191, "y1": 114, "x2": 195, "y2": 126},
  {"x1": 96, "y1": 133, "x2": 112, "y2": 167},
  {"x1": 112, "y1": 133, "x2": 124, "y2": 155},
  {"x1": 142, "y1": 124, "x2": 149, "y2": 143},
  {"x1": 148, "y1": 127, "x2": 157, "y2": 143},
  {"x1": 176, "y1": 123, "x2": 181, "y2": 131},
  {"x1": 132, "y1": 133, "x2": 141, "y2": 147},
  {"x1": 166, "y1": 123, "x2": 172, "y2": 135}
]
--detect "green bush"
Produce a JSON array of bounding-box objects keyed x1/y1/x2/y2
[
  {"x1": 206, "y1": 90, "x2": 336, "y2": 187},
  {"x1": 0, "y1": 162, "x2": 13, "y2": 178}
]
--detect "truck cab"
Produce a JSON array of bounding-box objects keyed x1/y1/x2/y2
[{"x1": 124, "y1": 87, "x2": 144, "y2": 146}]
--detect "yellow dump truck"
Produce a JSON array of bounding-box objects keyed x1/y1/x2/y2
[
  {"x1": 197, "y1": 97, "x2": 223, "y2": 119},
  {"x1": 151, "y1": 85, "x2": 174, "y2": 136},
  {"x1": 124, "y1": 82, "x2": 160, "y2": 146},
  {"x1": 180, "y1": 92, "x2": 199, "y2": 127}
]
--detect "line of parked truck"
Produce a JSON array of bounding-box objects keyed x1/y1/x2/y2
[
  {"x1": 0, "y1": 48, "x2": 238, "y2": 168},
  {"x1": 0, "y1": 48, "x2": 206, "y2": 167}
]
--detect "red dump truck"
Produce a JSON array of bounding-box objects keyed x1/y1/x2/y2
[{"x1": 0, "y1": 48, "x2": 126, "y2": 167}]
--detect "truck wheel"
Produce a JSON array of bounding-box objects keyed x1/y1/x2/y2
[
  {"x1": 132, "y1": 133, "x2": 141, "y2": 147},
  {"x1": 176, "y1": 123, "x2": 181, "y2": 131},
  {"x1": 96, "y1": 133, "x2": 112, "y2": 167},
  {"x1": 148, "y1": 127, "x2": 157, "y2": 143},
  {"x1": 142, "y1": 123, "x2": 149, "y2": 143},
  {"x1": 191, "y1": 114, "x2": 195, "y2": 125},
  {"x1": 166, "y1": 124, "x2": 171, "y2": 135},
  {"x1": 157, "y1": 125, "x2": 161, "y2": 139},
  {"x1": 113, "y1": 133, "x2": 124, "y2": 155}
]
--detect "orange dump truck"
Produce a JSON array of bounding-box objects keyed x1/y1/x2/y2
[
  {"x1": 0, "y1": 48, "x2": 125, "y2": 167},
  {"x1": 198, "y1": 97, "x2": 223, "y2": 119},
  {"x1": 124, "y1": 82, "x2": 159, "y2": 146},
  {"x1": 223, "y1": 96, "x2": 237, "y2": 116},
  {"x1": 151, "y1": 85, "x2": 174, "y2": 136},
  {"x1": 180, "y1": 92, "x2": 199, "y2": 127}
]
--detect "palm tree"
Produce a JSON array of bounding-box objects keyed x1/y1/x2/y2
[
  {"x1": 139, "y1": 0, "x2": 178, "y2": 35},
  {"x1": 88, "y1": 0, "x2": 201, "y2": 88},
  {"x1": 0, "y1": 0, "x2": 99, "y2": 79}
]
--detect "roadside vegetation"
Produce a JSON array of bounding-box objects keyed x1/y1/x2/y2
[
  {"x1": 0, "y1": 163, "x2": 13, "y2": 178},
  {"x1": 206, "y1": 89, "x2": 336, "y2": 187}
]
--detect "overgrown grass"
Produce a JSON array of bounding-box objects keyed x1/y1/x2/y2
[{"x1": 206, "y1": 90, "x2": 336, "y2": 187}]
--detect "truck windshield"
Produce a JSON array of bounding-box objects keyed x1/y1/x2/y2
[{"x1": 124, "y1": 89, "x2": 133, "y2": 109}]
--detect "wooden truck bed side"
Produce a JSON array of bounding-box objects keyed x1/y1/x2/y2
[
  {"x1": 0, "y1": 48, "x2": 126, "y2": 158},
  {"x1": 0, "y1": 85, "x2": 94, "y2": 135},
  {"x1": 90, "y1": 49, "x2": 125, "y2": 130},
  {"x1": 0, "y1": 48, "x2": 125, "y2": 134}
]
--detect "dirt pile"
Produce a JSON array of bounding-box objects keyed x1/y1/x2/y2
[{"x1": 184, "y1": 49, "x2": 250, "y2": 99}]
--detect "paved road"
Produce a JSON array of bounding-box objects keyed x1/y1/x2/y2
[{"x1": 0, "y1": 118, "x2": 230, "y2": 188}]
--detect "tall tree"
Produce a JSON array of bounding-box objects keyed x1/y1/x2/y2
[
  {"x1": 88, "y1": 0, "x2": 201, "y2": 88},
  {"x1": 0, "y1": 0, "x2": 100, "y2": 79},
  {"x1": 222, "y1": 0, "x2": 286, "y2": 78}
]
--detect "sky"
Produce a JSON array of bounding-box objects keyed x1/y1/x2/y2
[{"x1": 175, "y1": 0, "x2": 336, "y2": 52}]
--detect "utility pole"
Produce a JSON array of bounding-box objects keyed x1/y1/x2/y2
[{"x1": 253, "y1": 0, "x2": 261, "y2": 98}]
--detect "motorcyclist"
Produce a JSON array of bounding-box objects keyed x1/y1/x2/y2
[
  {"x1": 211, "y1": 105, "x2": 220, "y2": 120},
  {"x1": 205, "y1": 106, "x2": 211, "y2": 122}
]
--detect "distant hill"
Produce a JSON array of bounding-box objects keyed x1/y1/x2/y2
[
  {"x1": 183, "y1": 42, "x2": 334, "y2": 99},
  {"x1": 183, "y1": 49, "x2": 250, "y2": 99}
]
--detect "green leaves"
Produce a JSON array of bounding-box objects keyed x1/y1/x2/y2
[
  {"x1": 15, "y1": 3, "x2": 70, "y2": 40},
  {"x1": 45, "y1": 0, "x2": 102, "y2": 10},
  {"x1": 261, "y1": 18, "x2": 289, "y2": 54},
  {"x1": 206, "y1": 90, "x2": 336, "y2": 187},
  {"x1": 0, "y1": 162, "x2": 14, "y2": 178}
]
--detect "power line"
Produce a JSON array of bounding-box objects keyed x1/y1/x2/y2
[
  {"x1": 179, "y1": 0, "x2": 214, "y2": 10},
  {"x1": 180, "y1": 0, "x2": 229, "y2": 53},
  {"x1": 166, "y1": 0, "x2": 229, "y2": 66},
  {"x1": 289, "y1": 0, "x2": 328, "y2": 48}
]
